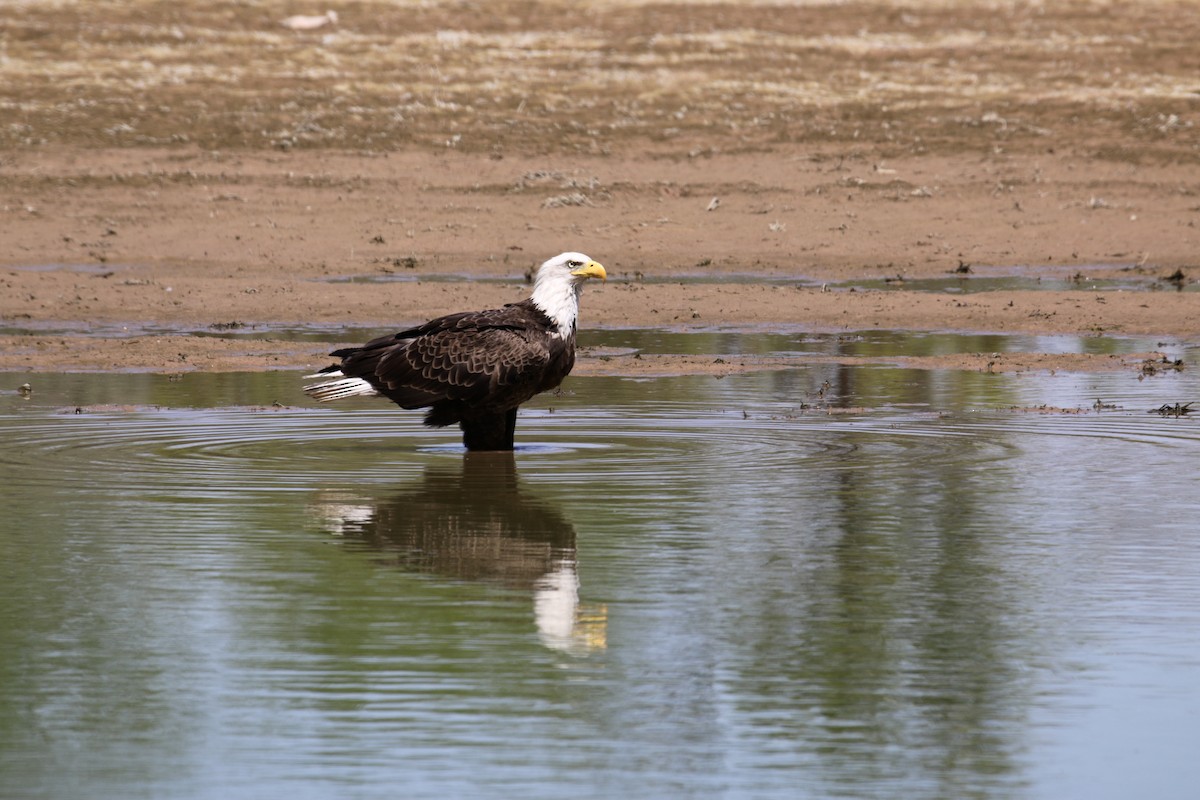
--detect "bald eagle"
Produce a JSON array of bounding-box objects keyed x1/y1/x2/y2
[{"x1": 303, "y1": 252, "x2": 606, "y2": 451}]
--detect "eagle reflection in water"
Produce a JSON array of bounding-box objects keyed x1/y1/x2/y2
[{"x1": 311, "y1": 453, "x2": 606, "y2": 655}]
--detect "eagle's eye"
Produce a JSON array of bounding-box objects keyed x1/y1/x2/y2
[{"x1": 567, "y1": 260, "x2": 582, "y2": 268}]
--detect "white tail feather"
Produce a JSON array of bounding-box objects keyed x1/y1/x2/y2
[
  {"x1": 303, "y1": 376, "x2": 379, "y2": 402},
  {"x1": 303, "y1": 369, "x2": 343, "y2": 379}
]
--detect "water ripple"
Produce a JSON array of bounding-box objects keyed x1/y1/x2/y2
[
  {"x1": 3, "y1": 370, "x2": 1200, "y2": 800},
  {"x1": 2, "y1": 399, "x2": 1196, "y2": 498}
]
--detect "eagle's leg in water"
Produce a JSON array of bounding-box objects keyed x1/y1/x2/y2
[{"x1": 459, "y1": 408, "x2": 518, "y2": 451}]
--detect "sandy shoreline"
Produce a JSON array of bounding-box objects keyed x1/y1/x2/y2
[
  {"x1": 2, "y1": 145, "x2": 1196, "y2": 376},
  {"x1": 2, "y1": 0, "x2": 1198, "y2": 376}
]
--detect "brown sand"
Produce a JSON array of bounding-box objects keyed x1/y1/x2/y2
[{"x1": 1, "y1": 0, "x2": 1197, "y2": 377}]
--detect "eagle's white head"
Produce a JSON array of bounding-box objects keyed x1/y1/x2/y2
[{"x1": 529, "y1": 251, "x2": 606, "y2": 339}]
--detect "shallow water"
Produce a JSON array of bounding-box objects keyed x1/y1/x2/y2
[
  {"x1": 314, "y1": 264, "x2": 1197, "y2": 293},
  {"x1": 2, "y1": 343, "x2": 1199, "y2": 800}
]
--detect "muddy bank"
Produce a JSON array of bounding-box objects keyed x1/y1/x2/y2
[
  {"x1": 0, "y1": 331, "x2": 1178, "y2": 379},
  {"x1": 1, "y1": 0, "x2": 1197, "y2": 375}
]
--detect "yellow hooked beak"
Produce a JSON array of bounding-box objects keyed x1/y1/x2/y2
[{"x1": 571, "y1": 260, "x2": 607, "y2": 281}]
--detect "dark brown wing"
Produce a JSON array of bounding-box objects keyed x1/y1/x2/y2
[{"x1": 334, "y1": 302, "x2": 568, "y2": 413}]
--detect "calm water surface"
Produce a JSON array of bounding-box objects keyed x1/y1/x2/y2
[{"x1": 2, "y1": 333, "x2": 1199, "y2": 799}]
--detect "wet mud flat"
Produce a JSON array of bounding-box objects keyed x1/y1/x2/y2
[
  {"x1": 1, "y1": 0, "x2": 1199, "y2": 380},
  {"x1": 0, "y1": 323, "x2": 1192, "y2": 394}
]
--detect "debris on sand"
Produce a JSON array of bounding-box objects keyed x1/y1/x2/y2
[
  {"x1": 1162, "y1": 268, "x2": 1189, "y2": 290},
  {"x1": 1137, "y1": 355, "x2": 1185, "y2": 378},
  {"x1": 1150, "y1": 402, "x2": 1193, "y2": 418},
  {"x1": 281, "y1": 10, "x2": 338, "y2": 31}
]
